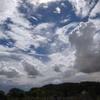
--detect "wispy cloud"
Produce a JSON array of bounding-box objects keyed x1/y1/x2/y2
[
  {"x1": 0, "y1": 0, "x2": 19, "y2": 23},
  {"x1": 68, "y1": 0, "x2": 95, "y2": 18},
  {"x1": 90, "y1": 0, "x2": 100, "y2": 18}
]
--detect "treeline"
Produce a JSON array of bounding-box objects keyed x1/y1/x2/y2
[{"x1": 0, "y1": 81, "x2": 100, "y2": 100}]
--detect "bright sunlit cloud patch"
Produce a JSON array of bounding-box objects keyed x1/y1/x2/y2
[
  {"x1": 39, "y1": 0, "x2": 56, "y2": 3},
  {"x1": 29, "y1": 0, "x2": 58, "y2": 4}
]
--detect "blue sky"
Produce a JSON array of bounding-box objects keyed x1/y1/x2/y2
[{"x1": 0, "y1": 0, "x2": 100, "y2": 93}]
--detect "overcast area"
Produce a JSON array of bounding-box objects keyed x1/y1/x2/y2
[{"x1": 0, "y1": 0, "x2": 100, "y2": 93}]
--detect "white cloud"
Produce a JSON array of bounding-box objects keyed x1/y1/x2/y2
[
  {"x1": 60, "y1": 18, "x2": 70, "y2": 24},
  {"x1": 31, "y1": 16, "x2": 38, "y2": 21},
  {"x1": 89, "y1": 18, "x2": 100, "y2": 30},
  {"x1": 55, "y1": 22, "x2": 79, "y2": 43},
  {"x1": 48, "y1": 51, "x2": 75, "y2": 70},
  {"x1": 43, "y1": 5, "x2": 48, "y2": 9},
  {"x1": 0, "y1": 0, "x2": 19, "y2": 23},
  {"x1": 53, "y1": 79, "x2": 62, "y2": 83},
  {"x1": 33, "y1": 23, "x2": 55, "y2": 43},
  {"x1": 11, "y1": 11, "x2": 32, "y2": 28},
  {"x1": 90, "y1": 0, "x2": 100, "y2": 17},
  {"x1": 68, "y1": 0, "x2": 95, "y2": 18},
  {"x1": 5, "y1": 22, "x2": 52, "y2": 50},
  {"x1": 0, "y1": 31, "x2": 8, "y2": 39},
  {"x1": 0, "y1": 45, "x2": 16, "y2": 52},
  {"x1": 28, "y1": 0, "x2": 62, "y2": 5},
  {"x1": 61, "y1": 3, "x2": 67, "y2": 8},
  {"x1": 33, "y1": 23, "x2": 55, "y2": 34},
  {"x1": 6, "y1": 30, "x2": 33, "y2": 51},
  {"x1": 54, "y1": 7, "x2": 61, "y2": 14}
]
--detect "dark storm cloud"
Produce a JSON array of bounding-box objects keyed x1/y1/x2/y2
[
  {"x1": 62, "y1": 69, "x2": 75, "y2": 78},
  {"x1": 69, "y1": 22, "x2": 100, "y2": 73},
  {"x1": 52, "y1": 63, "x2": 65, "y2": 72},
  {"x1": 21, "y1": 60, "x2": 41, "y2": 78}
]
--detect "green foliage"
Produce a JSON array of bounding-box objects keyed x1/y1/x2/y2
[
  {"x1": 28, "y1": 88, "x2": 46, "y2": 98},
  {"x1": 1, "y1": 81, "x2": 100, "y2": 99},
  {"x1": 18, "y1": 92, "x2": 25, "y2": 99},
  {"x1": 7, "y1": 88, "x2": 25, "y2": 99},
  {"x1": 0, "y1": 90, "x2": 5, "y2": 99}
]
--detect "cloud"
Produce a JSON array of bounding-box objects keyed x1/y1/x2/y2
[
  {"x1": 21, "y1": 60, "x2": 42, "y2": 78},
  {"x1": 49, "y1": 51, "x2": 75, "y2": 70},
  {"x1": 54, "y1": 7, "x2": 61, "y2": 14},
  {"x1": 62, "y1": 69, "x2": 76, "y2": 78},
  {"x1": 55, "y1": 22, "x2": 78, "y2": 43},
  {"x1": 0, "y1": 52, "x2": 22, "y2": 62},
  {"x1": 0, "y1": 0, "x2": 18, "y2": 23},
  {"x1": 6, "y1": 22, "x2": 53, "y2": 51},
  {"x1": 61, "y1": 3, "x2": 67, "y2": 8},
  {"x1": 11, "y1": 11, "x2": 32, "y2": 28},
  {"x1": 0, "y1": 31, "x2": 8, "y2": 39},
  {"x1": 89, "y1": 18, "x2": 100, "y2": 30},
  {"x1": 27, "y1": 0, "x2": 62, "y2": 5},
  {"x1": 68, "y1": 22, "x2": 100, "y2": 73},
  {"x1": 0, "y1": 61, "x2": 22, "y2": 78},
  {"x1": 33, "y1": 23, "x2": 55, "y2": 34},
  {"x1": 90, "y1": 0, "x2": 100, "y2": 18},
  {"x1": 60, "y1": 18, "x2": 70, "y2": 24},
  {"x1": 53, "y1": 79, "x2": 62, "y2": 83},
  {"x1": 68, "y1": 0, "x2": 95, "y2": 18},
  {"x1": 31, "y1": 16, "x2": 38, "y2": 21},
  {"x1": 52, "y1": 63, "x2": 65, "y2": 72}
]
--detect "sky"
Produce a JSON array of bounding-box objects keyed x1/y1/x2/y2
[{"x1": 0, "y1": 0, "x2": 100, "y2": 93}]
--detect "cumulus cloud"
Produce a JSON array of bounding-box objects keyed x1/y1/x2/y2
[
  {"x1": 68, "y1": 0, "x2": 95, "y2": 18},
  {"x1": 89, "y1": 18, "x2": 100, "y2": 30},
  {"x1": 54, "y1": 7, "x2": 61, "y2": 14},
  {"x1": 0, "y1": 61, "x2": 22, "y2": 78},
  {"x1": 52, "y1": 63, "x2": 65, "y2": 72},
  {"x1": 21, "y1": 60, "x2": 41, "y2": 78},
  {"x1": 69, "y1": 22, "x2": 100, "y2": 73}
]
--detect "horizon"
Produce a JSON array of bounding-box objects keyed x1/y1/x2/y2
[{"x1": 1, "y1": 81, "x2": 100, "y2": 94}]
